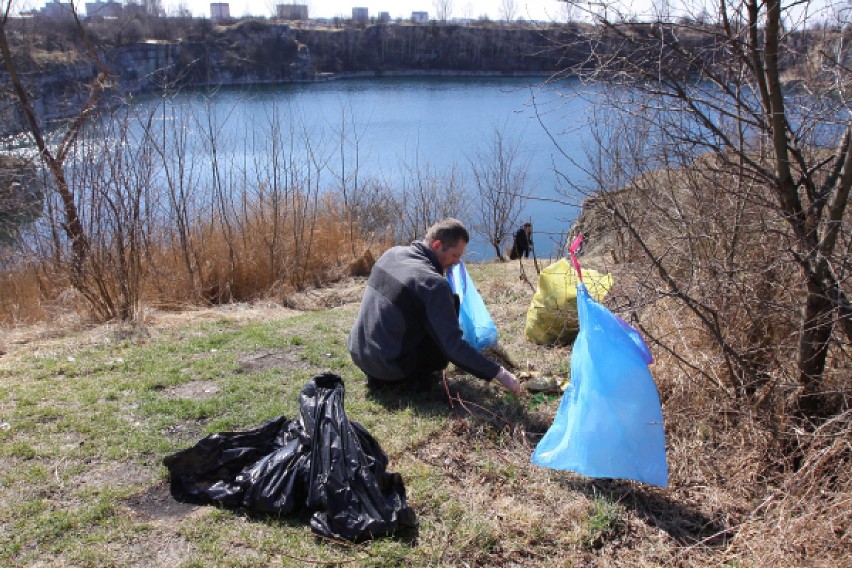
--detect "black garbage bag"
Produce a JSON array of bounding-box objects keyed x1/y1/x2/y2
[{"x1": 163, "y1": 372, "x2": 416, "y2": 541}]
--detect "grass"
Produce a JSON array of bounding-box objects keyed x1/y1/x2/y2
[
  {"x1": 583, "y1": 496, "x2": 624, "y2": 549},
  {"x1": 1, "y1": 298, "x2": 484, "y2": 566},
  {"x1": 1, "y1": 259, "x2": 848, "y2": 566}
]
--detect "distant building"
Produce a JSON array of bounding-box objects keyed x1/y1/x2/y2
[
  {"x1": 352, "y1": 7, "x2": 368, "y2": 23},
  {"x1": 210, "y1": 2, "x2": 230, "y2": 21},
  {"x1": 411, "y1": 11, "x2": 428, "y2": 23},
  {"x1": 378, "y1": 11, "x2": 389, "y2": 23},
  {"x1": 277, "y1": 4, "x2": 308, "y2": 20},
  {"x1": 40, "y1": 0, "x2": 75, "y2": 20},
  {"x1": 142, "y1": 0, "x2": 164, "y2": 17},
  {"x1": 85, "y1": 0, "x2": 122, "y2": 18}
]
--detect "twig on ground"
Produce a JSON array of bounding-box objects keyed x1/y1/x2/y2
[{"x1": 441, "y1": 371, "x2": 514, "y2": 431}]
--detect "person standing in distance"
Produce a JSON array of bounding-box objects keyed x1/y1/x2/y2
[
  {"x1": 348, "y1": 218, "x2": 521, "y2": 395},
  {"x1": 510, "y1": 223, "x2": 533, "y2": 260}
]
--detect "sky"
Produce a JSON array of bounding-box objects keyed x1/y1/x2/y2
[
  {"x1": 21, "y1": 0, "x2": 844, "y2": 26},
  {"x1": 154, "y1": 0, "x2": 846, "y2": 26},
  {"x1": 163, "y1": 0, "x2": 573, "y2": 21}
]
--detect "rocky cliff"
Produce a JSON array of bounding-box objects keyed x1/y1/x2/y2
[
  {"x1": 0, "y1": 20, "x2": 585, "y2": 133},
  {"x1": 0, "y1": 17, "x2": 823, "y2": 134},
  {"x1": 296, "y1": 23, "x2": 583, "y2": 75},
  {"x1": 100, "y1": 21, "x2": 582, "y2": 91}
]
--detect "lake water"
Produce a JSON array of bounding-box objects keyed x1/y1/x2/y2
[{"x1": 136, "y1": 76, "x2": 599, "y2": 260}]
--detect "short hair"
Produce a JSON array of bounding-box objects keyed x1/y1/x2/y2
[
  {"x1": 422, "y1": 218, "x2": 469, "y2": 248},
  {"x1": 523, "y1": 223, "x2": 532, "y2": 228}
]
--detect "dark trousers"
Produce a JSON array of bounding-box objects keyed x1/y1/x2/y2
[
  {"x1": 367, "y1": 297, "x2": 457, "y2": 392},
  {"x1": 367, "y1": 334, "x2": 449, "y2": 392},
  {"x1": 510, "y1": 243, "x2": 530, "y2": 259}
]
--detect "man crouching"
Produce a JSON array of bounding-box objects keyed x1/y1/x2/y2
[{"x1": 348, "y1": 218, "x2": 520, "y2": 395}]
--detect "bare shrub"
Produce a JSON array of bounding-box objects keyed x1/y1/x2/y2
[
  {"x1": 346, "y1": 177, "x2": 401, "y2": 249},
  {"x1": 1, "y1": 3, "x2": 117, "y2": 319},
  {"x1": 468, "y1": 123, "x2": 530, "y2": 261},
  {"x1": 548, "y1": 4, "x2": 850, "y2": 560},
  {"x1": 0, "y1": 92, "x2": 383, "y2": 321},
  {"x1": 554, "y1": 1, "x2": 851, "y2": 420},
  {"x1": 396, "y1": 159, "x2": 469, "y2": 244}
]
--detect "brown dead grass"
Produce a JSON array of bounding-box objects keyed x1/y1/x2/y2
[
  {"x1": 477, "y1": 258, "x2": 849, "y2": 565},
  {"x1": 569, "y1": 157, "x2": 851, "y2": 565},
  {"x1": 0, "y1": 199, "x2": 387, "y2": 326}
]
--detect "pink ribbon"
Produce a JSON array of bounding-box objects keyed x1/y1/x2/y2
[{"x1": 569, "y1": 234, "x2": 583, "y2": 282}]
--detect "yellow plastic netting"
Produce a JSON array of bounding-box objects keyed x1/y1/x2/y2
[{"x1": 524, "y1": 259, "x2": 613, "y2": 345}]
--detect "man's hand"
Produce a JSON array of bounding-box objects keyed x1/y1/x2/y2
[{"x1": 495, "y1": 367, "x2": 521, "y2": 396}]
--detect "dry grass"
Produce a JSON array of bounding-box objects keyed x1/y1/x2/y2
[
  {"x1": 570, "y1": 155, "x2": 851, "y2": 565},
  {"x1": 1, "y1": 254, "x2": 849, "y2": 565},
  {"x1": 0, "y1": 204, "x2": 386, "y2": 325},
  {"x1": 465, "y1": 259, "x2": 849, "y2": 565},
  {"x1": 4, "y1": 189, "x2": 850, "y2": 562},
  {"x1": 2, "y1": 199, "x2": 843, "y2": 559}
]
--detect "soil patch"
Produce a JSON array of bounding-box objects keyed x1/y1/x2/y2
[
  {"x1": 69, "y1": 461, "x2": 152, "y2": 491},
  {"x1": 236, "y1": 348, "x2": 307, "y2": 373},
  {"x1": 147, "y1": 303, "x2": 301, "y2": 329},
  {"x1": 120, "y1": 533, "x2": 197, "y2": 567},
  {"x1": 162, "y1": 380, "x2": 220, "y2": 399},
  {"x1": 125, "y1": 481, "x2": 201, "y2": 523}
]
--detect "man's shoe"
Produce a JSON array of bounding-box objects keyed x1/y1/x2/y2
[
  {"x1": 366, "y1": 375, "x2": 386, "y2": 390},
  {"x1": 408, "y1": 371, "x2": 442, "y2": 393}
]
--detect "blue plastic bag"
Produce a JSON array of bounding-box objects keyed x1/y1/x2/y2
[
  {"x1": 530, "y1": 281, "x2": 668, "y2": 487},
  {"x1": 447, "y1": 260, "x2": 499, "y2": 352}
]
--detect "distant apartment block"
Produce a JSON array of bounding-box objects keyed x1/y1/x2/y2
[
  {"x1": 352, "y1": 7, "x2": 368, "y2": 23},
  {"x1": 210, "y1": 2, "x2": 230, "y2": 21},
  {"x1": 277, "y1": 4, "x2": 308, "y2": 20},
  {"x1": 40, "y1": 0, "x2": 75, "y2": 19},
  {"x1": 378, "y1": 11, "x2": 389, "y2": 23},
  {"x1": 85, "y1": 0, "x2": 122, "y2": 18},
  {"x1": 411, "y1": 11, "x2": 428, "y2": 23}
]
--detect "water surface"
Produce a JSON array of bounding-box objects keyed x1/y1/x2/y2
[{"x1": 139, "y1": 76, "x2": 597, "y2": 259}]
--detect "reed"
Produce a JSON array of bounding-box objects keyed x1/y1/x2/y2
[{"x1": 0, "y1": 200, "x2": 381, "y2": 323}]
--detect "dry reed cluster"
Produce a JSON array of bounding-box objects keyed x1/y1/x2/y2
[{"x1": 0, "y1": 198, "x2": 382, "y2": 325}]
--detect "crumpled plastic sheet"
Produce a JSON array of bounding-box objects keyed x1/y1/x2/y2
[{"x1": 163, "y1": 372, "x2": 417, "y2": 541}]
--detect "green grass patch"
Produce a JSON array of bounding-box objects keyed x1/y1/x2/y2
[
  {"x1": 583, "y1": 495, "x2": 624, "y2": 549},
  {"x1": 0, "y1": 302, "x2": 460, "y2": 565}
]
